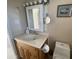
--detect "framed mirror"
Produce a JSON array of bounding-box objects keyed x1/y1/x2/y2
[{"x1": 26, "y1": 4, "x2": 44, "y2": 32}]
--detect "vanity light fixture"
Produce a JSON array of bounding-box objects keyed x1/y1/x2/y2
[
  {"x1": 43, "y1": 0, "x2": 49, "y2": 4},
  {"x1": 24, "y1": 0, "x2": 49, "y2": 7},
  {"x1": 23, "y1": 4, "x2": 26, "y2": 7},
  {"x1": 30, "y1": 2, "x2": 33, "y2": 5},
  {"x1": 38, "y1": 0, "x2": 42, "y2": 4},
  {"x1": 44, "y1": 0, "x2": 47, "y2": 3},
  {"x1": 26, "y1": 3, "x2": 29, "y2": 6},
  {"x1": 34, "y1": 1, "x2": 37, "y2": 5}
]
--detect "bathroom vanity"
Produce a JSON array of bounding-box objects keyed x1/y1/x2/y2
[
  {"x1": 15, "y1": 32, "x2": 48, "y2": 59},
  {"x1": 15, "y1": 3, "x2": 50, "y2": 59}
]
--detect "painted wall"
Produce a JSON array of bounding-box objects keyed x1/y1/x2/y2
[
  {"x1": 7, "y1": 0, "x2": 27, "y2": 38},
  {"x1": 7, "y1": 0, "x2": 38, "y2": 38},
  {"x1": 46, "y1": 0, "x2": 72, "y2": 50},
  {"x1": 7, "y1": 0, "x2": 72, "y2": 52},
  {"x1": 7, "y1": 0, "x2": 27, "y2": 58}
]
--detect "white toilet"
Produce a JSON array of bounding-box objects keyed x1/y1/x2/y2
[{"x1": 53, "y1": 42, "x2": 70, "y2": 59}]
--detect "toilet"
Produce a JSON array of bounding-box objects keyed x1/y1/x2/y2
[{"x1": 53, "y1": 42, "x2": 70, "y2": 59}]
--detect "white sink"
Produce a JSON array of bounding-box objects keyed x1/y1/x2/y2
[{"x1": 22, "y1": 34, "x2": 41, "y2": 41}]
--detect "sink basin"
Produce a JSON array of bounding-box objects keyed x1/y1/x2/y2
[{"x1": 23, "y1": 34, "x2": 41, "y2": 41}]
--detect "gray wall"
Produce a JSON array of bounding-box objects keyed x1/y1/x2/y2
[
  {"x1": 7, "y1": 0, "x2": 27, "y2": 58},
  {"x1": 7, "y1": 0, "x2": 27, "y2": 39}
]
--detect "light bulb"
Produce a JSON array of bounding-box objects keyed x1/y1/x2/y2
[
  {"x1": 44, "y1": 0, "x2": 47, "y2": 3},
  {"x1": 30, "y1": 2, "x2": 33, "y2": 5},
  {"x1": 34, "y1": 1, "x2": 37, "y2": 4},
  {"x1": 26, "y1": 3, "x2": 29, "y2": 6},
  {"x1": 39, "y1": 0, "x2": 42, "y2": 3}
]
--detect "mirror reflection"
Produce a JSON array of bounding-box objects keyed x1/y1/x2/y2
[{"x1": 26, "y1": 5, "x2": 44, "y2": 32}]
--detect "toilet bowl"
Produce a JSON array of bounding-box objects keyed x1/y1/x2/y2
[{"x1": 53, "y1": 42, "x2": 70, "y2": 59}]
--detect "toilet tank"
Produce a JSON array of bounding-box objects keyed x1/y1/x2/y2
[{"x1": 53, "y1": 42, "x2": 70, "y2": 59}]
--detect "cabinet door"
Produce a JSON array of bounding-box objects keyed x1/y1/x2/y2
[
  {"x1": 16, "y1": 40, "x2": 48, "y2": 59},
  {"x1": 23, "y1": 43, "x2": 39, "y2": 59},
  {"x1": 39, "y1": 50, "x2": 48, "y2": 59},
  {"x1": 16, "y1": 42, "x2": 25, "y2": 59},
  {"x1": 28, "y1": 47, "x2": 39, "y2": 59}
]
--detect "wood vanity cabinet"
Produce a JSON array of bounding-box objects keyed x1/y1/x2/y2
[{"x1": 16, "y1": 40, "x2": 48, "y2": 59}]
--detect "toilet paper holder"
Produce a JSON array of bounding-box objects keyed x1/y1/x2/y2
[{"x1": 41, "y1": 44, "x2": 50, "y2": 53}]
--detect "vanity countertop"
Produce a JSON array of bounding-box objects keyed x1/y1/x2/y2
[{"x1": 15, "y1": 32, "x2": 48, "y2": 49}]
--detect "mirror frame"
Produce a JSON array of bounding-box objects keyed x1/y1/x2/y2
[{"x1": 25, "y1": 4, "x2": 45, "y2": 32}]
